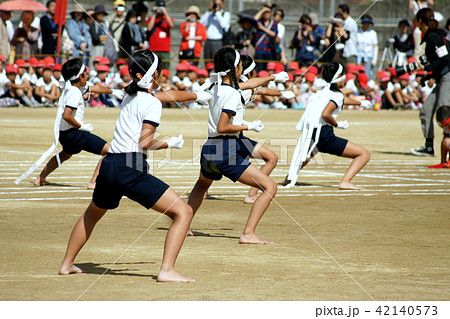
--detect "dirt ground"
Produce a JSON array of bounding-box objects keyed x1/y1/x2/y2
[{"x1": 0, "y1": 107, "x2": 448, "y2": 301}]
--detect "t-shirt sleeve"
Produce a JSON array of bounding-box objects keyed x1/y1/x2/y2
[
  {"x1": 329, "y1": 91, "x2": 344, "y2": 108},
  {"x1": 65, "y1": 87, "x2": 82, "y2": 109},
  {"x1": 221, "y1": 92, "x2": 240, "y2": 116},
  {"x1": 142, "y1": 99, "x2": 162, "y2": 127},
  {"x1": 35, "y1": 78, "x2": 44, "y2": 87}
]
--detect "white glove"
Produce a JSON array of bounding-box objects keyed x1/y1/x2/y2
[
  {"x1": 273, "y1": 71, "x2": 289, "y2": 83},
  {"x1": 360, "y1": 100, "x2": 372, "y2": 109},
  {"x1": 244, "y1": 120, "x2": 264, "y2": 132},
  {"x1": 281, "y1": 91, "x2": 296, "y2": 99},
  {"x1": 165, "y1": 134, "x2": 184, "y2": 149},
  {"x1": 194, "y1": 91, "x2": 212, "y2": 105},
  {"x1": 79, "y1": 123, "x2": 93, "y2": 132},
  {"x1": 111, "y1": 89, "x2": 124, "y2": 100},
  {"x1": 336, "y1": 120, "x2": 349, "y2": 129}
]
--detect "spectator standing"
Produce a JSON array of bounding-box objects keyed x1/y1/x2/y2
[
  {"x1": 273, "y1": 8, "x2": 288, "y2": 65},
  {"x1": 322, "y1": 13, "x2": 348, "y2": 64},
  {"x1": 253, "y1": 5, "x2": 278, "y2": 71},
  {"x1": 40, "y1": 0, "x2": 58, "y2": 56},
  {"x1": 409, "y1": 0, "x2": 433, "y2": 59},
  {"x1": 393, "y1": 20, "x2": 414, "y2": 67},
  {"x1": 14, "y1": 11, "x2": 40, "y2": 60},
  {"x1": 89, "y1": 5, "x2": 109, "y2": 61},
  {"x1": 309, "y1": 12, "x2": 325, "y2": 58},
  {"x1": 147, "y1": 5, "x2": 174, "y2": 65},
  {"x1": 338, "y1": 4, "x2": 358, "y2": 64},
  {"x1": 356, "y1": 15, "x2": 378, "y2": 79},
  {"x1": 66, "y1": 5, "x2": 91, "y2": 65},
  {"x1": 179, "y1": 6, "x2": 207, "y2": 66},
  {"x1": 0, "y1": 10, "x2": 12, "y2": 57},
  {"x1": 120, "y1": 9, "x2": 145, "y2": 58},
  {"x1": 200, "y1": 0, "x2": 231, "y2": 62},
  {"x1": 107, "y1": 0, "x2": 127, "y2": 57},
  {"x1": 290, "y1": 14, "x2": 317, "y2": 67},
  {"x1": 235, "y1": 16, "x2": 256, "y2": 56}
]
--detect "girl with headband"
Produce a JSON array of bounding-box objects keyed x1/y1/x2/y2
[
  {"x1": 59, "y1": 50, "x2": 195, "y2": 282},
  {"x1": 285, "y1": 62, "x2": 371, "y2": 190},
  {"x1": 187, "y1": 47, "x2": 277, "y2": 244}
]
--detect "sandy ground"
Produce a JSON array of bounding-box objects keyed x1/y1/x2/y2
[{"x1": 0, "y1": 107, "x2": 448, "y2": 301}]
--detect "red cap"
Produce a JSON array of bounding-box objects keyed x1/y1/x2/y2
[
  {"x1": 36, "y1": 60, "x2": 46, "y2": 68},
  {"x1": 346, "y1": 72, "x2": 355, "y2": 80},
  {"x1": 162, "y1": 69, "x2": 170, "y2": 78},
  {"x1": 415, "y1": 70, "x2": 426, "y2": 76},
  {"x1": 99, "y1": 57, "x2": 110, "y2": 65},
  {"x1": 266, "y1": 62, "x2": 276, "y2": 70},
  {"x1": 357, "y1": 64, "x2": 366, "y2": 72},
  {"x1": 387, "y1": 67, "x2": 397, "y2": 76},
  {"x1": 347, "y1": 63, "x2": 358, "y2": 74},
  {"x1": 188, "y1": 64, "x2": 200, "y2": 73},
  {"x1": 42, "y1": 63, "x2": 53, "y2": 70},
  {"x1": 305, "y1": 72, "x2": 316, "y2": 83},
  {"x1": 308, "y1": 65, "x2": 319, "y2": 75},
  {"x1": 93, "y1": 56, "x2": 103, "y2": 63},
  {"x1": 120, "y1": 67, "x2": 130, "y2": 77},
  {"x1": 287, "y1": 73, "x2": 294, "y2": 81},
  {"x1": 5, "y1": 64, "x2": 18, "y2": 74},
  {"x1": 0, "y1": 55, "x2": 5, "y2": 63},
  {"x1": 53, "y1": 64, "x2": 62, "y2": 71},
  {"x1": 205, "y1": 62, "x2": 214, "y2": 70},
  {"x1": 197, "y1": 69, "x2": 208, "y2": 77},
  {"x1": 377, "y1": 71, "x2": 390, "y2": 82},
  {"x1": 399, "y1": 73, "x2": 410, "y2": 81},
  {"x1": 96, "y1": 64, "x2": 110, "y2": 72},
  {"x1": 43, "y1": 56, "x2": 55, "y2": 64},
  {"x1": 274, "y1": 62, "x2": 285, "y2": 71},
  {"x1": 288, "y1": 61, "x2": 299, "y2": 70},
  {"x1": 176, "y1": 63, "x2": 190, "y2": 71},
  {"x1": 258, "y1": 70, "x2": 269, "y2": 77},
  {"x1": 408, "y1": 57, "x2": 418, "y2": 64},
  {"x1": 116, "y1": 59, "x2": 127, "y2": 66},
  {"x1": 27, "y1": 57, "x2": 38, "y2": 67},
  {"x1": 358, "y1": 73, "x2": 369, "y2": 88},
  {"x1": 15, "y1": 59, "x2": 27, "y2": 67}
]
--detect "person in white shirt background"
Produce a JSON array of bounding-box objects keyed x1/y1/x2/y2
[
  {"x1": 337, "y1": 4, "x2": 358, "y2": 65},
  {"x1": 356, "y1": 15, "x2": 378, "y2": 80}
]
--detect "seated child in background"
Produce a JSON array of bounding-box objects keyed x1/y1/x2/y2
[
  {"x1": 377, "y1": 71, "x2": 397, "y2": 110},
  {"x1": 34, "y1": 64, "x2": 61, "y2": 106},
  {"x1": 172, "y1": 62, "x2": 192, "y2": 91},
  {"x1": 429, "y1": 106, "x2": 450, "y2": 168}
]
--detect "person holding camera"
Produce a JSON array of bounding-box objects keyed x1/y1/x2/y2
[
  {"x1": 147, "y1": 2, "x2": 173, "y2": 65},
  {"x1": 107, "y1": 0, "x2": 127, "y2": 57},
  {"x1": 179, "y1": 6, "x2": 207, "y2": 66},
  {"x1": 252, "y1": 3, "x2": 278, "y2": 71},
  {"x1": 200, "y1": 0, "x2": 231, "y2": 62},
  {"x1": 289, "y1": 14, "x2": 317, "y2": 67},
  {"x1": 337, "y1": 4, "x2": 358, "y2": 65},
  {"x1": 322, "y1": 13, "x2": 349, "y2": 64},
  {"x1": 410, "y1": 8, "x2": 450, "y2": 157}
]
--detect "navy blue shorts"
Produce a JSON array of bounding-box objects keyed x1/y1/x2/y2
[
  {"x1": 59, "y1": 128, "x2": 107, "y2": 155},
  {"x1": 237, "y1": 133, "x2": 258, "y2": 159},
  {"x1": 312, "y1": 125, "x2": 348, "y2": 156},
  {"x1": 93, "y1": 153, "x2": 170, "y2": 210},
  {"x1": 200, "y1": 136, "x2": 251, "y2": 182}
]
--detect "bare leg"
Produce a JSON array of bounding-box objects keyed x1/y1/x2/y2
[
  {"x1": 187, "y1": 173, "x2": 213, "y2": 236},
  {"x1": 237, "y1": 165, "x2": 277, "y2": 244},
  {"x1": 152, "y1": 188, "x2": 195, "y2": 283},
  {"x1": 59, "y1": 201, "x2": 108, "y2": 275},
  {"x1": 34, "y1": 151, "x2": 72, "y2": 186},
  {"x1": 245, "y1": 144, "x2": 278, "y2": 204},
  {"x1": 338, "y1": 141, "x2": 370, "y2": 190},
  {"x1": 87, "y1": 143, "x2": 109, "y2": 190}
]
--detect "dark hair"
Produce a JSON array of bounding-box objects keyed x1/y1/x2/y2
[
  {"x1": 274, "y1": 9, "x2": 284, "y2": 19},
  {"x1": 436, "y1": 105, "x2": 450, "y2": 123},
  {"x1": 338, "y1": 4, "x2": 350, "y2": 14},
  {"x1": 132, "y1": 0, "x2": 148, "y2": 14},
  {"x1": 241, "y1": 55, "x2": 254, "y2": 73},
  {"x1": 416, "y1": 8, "x2": 439, "y2": 30},
  {"x1": 322, "y1": 62, "x2": 342, "y2": 93},
  {"x1": 446, "y1": 18, "x2": 450, "y2": 31},
  {"x1": 125, "y1": 9, "x2": 138, "y2": 21},
  {"x1": 46, "y1": 0, "x2": 55, "y2": 8},
  {"x1": 334, "y1": 12, "x2": 344, "y2": 20},
  {"x1": 125, "y1": 49, "x2": 162, "y2": 95},
  {"x1": 62, "y1": 58, "x2": 84, "y2": 83},
  {"x1": 398, "y1": 19, "x2": 410, "y2": 28},
  {"x1": 214, "y1": 47, "x2": 241, "y2": 91},
  {"x1": 299, "y1": 14, "x2": 311, "y2": 25}
]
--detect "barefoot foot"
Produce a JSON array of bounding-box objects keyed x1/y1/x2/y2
[
  {"x1": 239, "y1": 233, "x2": 274, "y2": 244},
  {"x1": 338, "y1": 182, "x2": 364, "y2": 190},
  {"x1": 243, "y1": 194, "x2": 257, "y2": 204},
  {"x1": 59, "y1": 264, "x2": 82, "y2": 275},
  {"x1": 87, "y1": 182, "x2": 96, "y2": 190},
  {"x1": 34, "y1": 177, "x2": 49, "y2": 186},
  {"x1": 186, "y1": 229, "x2": 194, "y2": 236},
  {"x1": 157, "y1": 269, "x2": 195, "y2": 283}
]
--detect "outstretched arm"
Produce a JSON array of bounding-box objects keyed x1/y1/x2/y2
[
  {"x1": 154, "y1": 90, "x2": 197, "y2": 103},
  {"x1": 239, "y1": 75, "x2": 276, "y2": 90}
]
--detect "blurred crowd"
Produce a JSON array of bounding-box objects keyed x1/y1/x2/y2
[{"x1": 0, "y1": 0, "x2": 449, "y2": 110}]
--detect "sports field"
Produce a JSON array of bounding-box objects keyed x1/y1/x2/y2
[{"x1": 0, "y1": 107, "x2": 448, "y2": 300}]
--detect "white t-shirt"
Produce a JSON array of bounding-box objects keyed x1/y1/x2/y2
[
  {"x1": 343, "y1": 16, "x2": 358, "y2": 58},
  {"x1": 422, "y1": 81, "x2": 436, "y2": 98},
  {"x1": 59, "y1": 84, "x2": 88, "y2": 131},
  {"x1": 109, "y1": 91, "x2": 162, "y2": 154},
  {"x1": 172, "y1": 75, "x2": 192, "y2": 89},
  {"x1": 356, "y1": 29, "x2": 378, "y2": 60},
  {"x1": 36, "y1": 77, "x2": 58, "y2": 93},
  {"x1": 0, "y1": 73, "x2": 9, "y2": 96},
  {"x1": 208, "y1": 84, "x2": 244, "y2": 138},
  {"x1": 277, "y1": 23, "x2": 285, "y2": 42},
  {"x1": 319, "y1": 89, "x2": 345, "y2": 126},
  {"x1": 16, "y1": 73, "x2": 31, "y2": 85},
  {"x1": 345, "y1": 79, "x2": 358, "y2": 94}
]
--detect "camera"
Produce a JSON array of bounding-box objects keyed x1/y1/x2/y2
[
  {"x1": 263, "y1": 3, "x2": 277, "y2": 9},
  {"x1": 395, "y1": 55, "x2": 428, "y2": 76},
  {"x1": 155, "y1": 0, "x2": 165, "y2": 7},
  {"x1": 331, "y1": 18, "x2": 343, "y2": 24},
  {"x1": 212, "y1": 2, "x2": 218, "y2": 10}
]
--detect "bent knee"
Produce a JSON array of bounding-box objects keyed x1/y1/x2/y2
[
  {"x1": 361, "y1": 149, "x2": 371, "y2": 163},
  {"x1": 262, "y1": 179, "x2": 277, "y2": 195}
]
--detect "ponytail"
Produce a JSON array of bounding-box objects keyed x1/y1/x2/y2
[
  {"x1": 416, "y1": 8, "x2": 439, "y2": 30},
  {"x1": 124, "y1": 49, "x2": 162, "y2": 95}
]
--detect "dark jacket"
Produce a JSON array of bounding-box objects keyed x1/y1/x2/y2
[
  {"x1": 421, "y1": 29, "x2": 450, "y2": 82},
  {"x1": 40, "y1": 14, "x2": 58, "y2": 54}
]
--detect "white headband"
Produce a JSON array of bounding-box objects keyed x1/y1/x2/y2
[
  {"x1": 330, "y1": 63, "x2": 346, "y2": 83},
  {"x1": 209, "y1": 50, "x2": 240, "y2": 96},
  {"x1": 243, "y1": 61, "x2": 256, "y2": 76},
  {"x1": 137, "y1": 53, "x2": 159, "y2": 90},
  {"x1": 68, "y1": 64, "x2": 86, "y2": 81}
]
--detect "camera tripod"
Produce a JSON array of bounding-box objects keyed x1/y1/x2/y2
[{"x1": 379, "y1": 42, "x2": 394, "y2": 72}]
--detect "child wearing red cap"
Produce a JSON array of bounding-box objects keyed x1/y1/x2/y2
[
  {"x1": 2, "y1": 63, "x2": 39, "y2": 107},
  {"x1": 172, "y1": 62, "x2": 192, "y2": 91},
  {"x1": 397, "y1": 73, "x2": 420, "y2": 109},
  {"x1": 91, "y1": 64, "x2": 118, "y2": 107},
  {"x1": 0, "y1": 65, "x2": 21, "y2": 107},
  {"x1": 34, "y1": 64, "x2": 61, "y2": 107},
  {"x1": 428, "y1": 105, "x2": 450, "y2": 168},
  {"x1": 378, "y1": 70, "x2": 397, "y2": 109}
]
